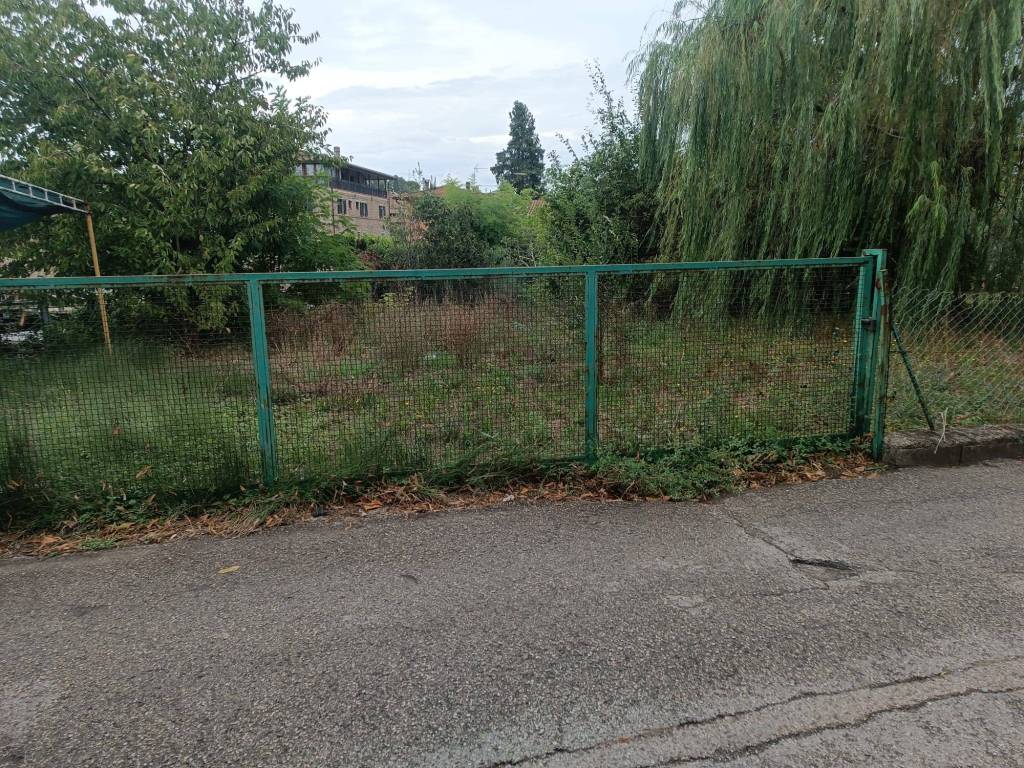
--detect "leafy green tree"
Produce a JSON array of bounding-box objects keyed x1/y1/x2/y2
[
  {"x1": 0, "y1": 0, "x2": 330, "y2": 288},
  {"x1": 391, "y1": 176, "x2": 425, "y2": 194},
  {"x1": 636, "y1": 0, "x2": 1024, "y2": 293},
  {"x1": 385, "y1": 182, "x2": 546, "y2": 270},
  {"x1": 269, "y1": 230, "x2": 370, "y2": 308},
  {"x1": 543, "y1": 65, "x2": 656, "y2": 267},
  {"x1": 491, "y1": 101, "x2": 545, "y2": 194}
]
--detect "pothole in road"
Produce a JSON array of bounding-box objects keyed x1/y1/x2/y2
[{"x1": 790, "y1": 557, "x2": 859, "y2": 581}]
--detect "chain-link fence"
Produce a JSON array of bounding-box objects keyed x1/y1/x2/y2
[
  {"x1": 887, "y1": 289, "x2": 1024, "y2": 431},
  {"x1": 1, "y1": 257, "x2": 881, "y2": 517}
]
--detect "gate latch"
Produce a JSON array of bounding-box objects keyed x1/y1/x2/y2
[{"x1": 860, "y1": 317, "x2": 877, "y2": 331}]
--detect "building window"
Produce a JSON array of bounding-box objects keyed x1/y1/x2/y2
[
  {"x1": 378, "y1": 205, "x2": 386, "y2": 219},
  {"x1": 358, "y1": 202, "x2": 368, "y2": 217},
  {"x1": 301, "y1": 163, "x2": 308, "y2": 176}
]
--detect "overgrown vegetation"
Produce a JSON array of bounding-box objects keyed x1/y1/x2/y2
[
  {"x1": 887, "y1": 289, "x2": 1024, "y2": 429},
  {"x1": 1, "y1": 430, "x2": 867, "y2": 546},
  {"x1": 1, "y1": 290, "x2": 860, "y2": 531},
  {"x1": 384, "y1": 182, "x2": 547, "y2": 269},
  {"x1": 543, "y1": 66, "x2": 657, "y2": 267},
  {"x1": 384, "y1": 66, "x2": 656, "y2": 275},
  {"x1": 585, "y1": 435, "x2": 862, "y2": 500},
  {"x1": 3, "y1": 0, "x2": 1023, "y2": 538}
]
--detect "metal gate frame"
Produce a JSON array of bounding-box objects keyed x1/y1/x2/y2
[{"x1": 0, "y1": 250, "x2": 891, "y2": 485}]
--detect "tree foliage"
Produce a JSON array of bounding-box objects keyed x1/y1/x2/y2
[
  {"x1": 636, "y1": 0, "x2": 1024, "y2": 292},
  {"x1": 543, "y1": 65, "x2": 656, "y2": 266},
  {"x1": 491, "y1": 101, "x2": 545, "y2": 194},
  {"x1": 390, "y1": 176, "x2": 425, "y2": 194},
  {"x1": 385, "y1": 182, "x2": 545, "y2": 270},
  {"x1": 0, "y1": 0, "x2": 331, "y2": 285}
]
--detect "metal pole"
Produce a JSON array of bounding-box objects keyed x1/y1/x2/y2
[
  {"x1": 247, "y1": 281, "x2": 278, "y2": 485},
  {"x1": 892, "y1": 323, "x2": 936, "y2": 432},
  {"x1": 870, "y1": 251, "x2": 891, "y2": 459},
  {"x1": 584, "y1": 271, "x2": 599, "y2": 461},
  {"x1": 851, "y1": 256, "x2": 875, "y2": 435},
  {"x1": 85, "y1": 209, "x2": 113, "y2": 352}
]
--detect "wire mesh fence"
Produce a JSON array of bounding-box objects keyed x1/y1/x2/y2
[
  {"x1": 598, "y1": 266, "x2": 861, "y2": 451},
  {"x1": 887, "y1": 288, "x2": 1024, "y2": 430},
  {"x1": 1, "y1": 258, "x2": 878, "y2": 517},
  {"x1": 262, "y1": 276, "x2": 586, "y2": 484},
  {"x1": 0, "y1": 284, "x2": 260, "y2": 513}
]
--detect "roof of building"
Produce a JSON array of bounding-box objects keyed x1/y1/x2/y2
[
  {"x1": 298, "y1": 154, "x2": 397, "y2": 182},
  {"x1": 341, "y1": 162, "x2": 397, "y2": 181}
]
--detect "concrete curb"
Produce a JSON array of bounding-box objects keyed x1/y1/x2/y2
[{"x1": 885, "y1": 425, "x2": 1024, "y2": 468}]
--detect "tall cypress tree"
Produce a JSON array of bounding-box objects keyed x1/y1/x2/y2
[{"x1": 491, "y1": 101, "x2": 545, "y2": 193}]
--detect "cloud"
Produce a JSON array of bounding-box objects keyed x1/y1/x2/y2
[
  {"x1": 278, "y1": 0, "x2": 664, "y2": 184},
  {"x1": 287, "y1": 0, "x2": 583, "y2": 100},
  {"x1": 467, "y1": 135, "x2": 508, "y2": 146}
]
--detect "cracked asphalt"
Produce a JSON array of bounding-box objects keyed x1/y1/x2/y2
[{"x1": 2, "y1": 460, "x2": 1024, "y2": 767}]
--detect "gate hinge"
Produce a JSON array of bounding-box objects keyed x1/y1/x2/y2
[{"x1": 860, "y1": 317, "x2": 877, "y2": 331}]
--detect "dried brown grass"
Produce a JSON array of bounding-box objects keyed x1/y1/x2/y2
[{"x1": 359, "y1": 295, "x2": 514, "y2": 370}]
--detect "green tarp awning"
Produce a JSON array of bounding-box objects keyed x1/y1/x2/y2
[
  {"x1": 0, "y1": 188, "x2": 67, "y2": 230},
  {"x1": 0, "y1": 175, "x2": 87, "y2": 231}
]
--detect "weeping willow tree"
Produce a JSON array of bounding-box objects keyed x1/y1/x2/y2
[{"x1": 636, "y1": 0, "x2": 1024, "y2": 294}]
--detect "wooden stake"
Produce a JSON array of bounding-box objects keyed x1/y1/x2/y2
[{"x1": 85, "y1": 208, "x2": 112, "y2": 352}]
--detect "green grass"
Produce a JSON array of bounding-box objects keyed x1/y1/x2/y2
[
  {"x1": 79, "y1": 537, "x2": 117, "y2": 551},
  {"x1": 886, "y1": 291, "x2": 1024, "y2": 430},
  {"x1": 0, "y1": 341, "x2": 257, "y2": 528},
  {"x1": 887, "y1": 328, "x2": 1024, "y2": 429},
  {"x1": 1, "y1": 298, "x2": 867, "y2": 529},
  {"x1": 583, "y1": 435, "x2": 859, "y2": 500}
]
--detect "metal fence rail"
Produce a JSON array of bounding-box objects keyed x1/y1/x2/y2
[{"x1": 0, "y1": 254, "x2": 887, "y2": 511}]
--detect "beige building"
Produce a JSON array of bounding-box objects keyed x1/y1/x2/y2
[{"x1": 296, "y1": 150, "x2": 400, "y2": 237}]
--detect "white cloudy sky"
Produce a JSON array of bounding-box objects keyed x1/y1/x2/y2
[{"x1": 279, "y1": 0, "x2": 674, "y2": 188}]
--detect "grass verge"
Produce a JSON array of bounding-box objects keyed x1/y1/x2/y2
[{"x1": 0, "y1": 435, "x2": 877, "y2": 557}]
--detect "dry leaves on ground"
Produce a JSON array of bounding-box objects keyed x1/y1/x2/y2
[{"x1": 0, "y1": 452, "x2": 877, "y2": 558}]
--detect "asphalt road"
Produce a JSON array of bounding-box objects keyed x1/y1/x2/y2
[{"x1": 3, "y1": 460, "x2": 1024, "y2": 767}]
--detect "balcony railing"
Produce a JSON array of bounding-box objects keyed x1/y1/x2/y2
[{"x1": 330, "y1": 179, "x2": 388, "y2": 198}]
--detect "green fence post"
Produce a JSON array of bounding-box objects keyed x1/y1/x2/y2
[
  {"x1": 869, "y1": 250, "x2": 891, "y2": 459},
  {"x1": 584, "y1": 270, "x2": 599, "y2": 461},
  {"x1": 247, "y1": 280, "x2": 278, "y2": 485},
  {"x1": 851, "y1": 254, "x2": 876, "y2": 435}
]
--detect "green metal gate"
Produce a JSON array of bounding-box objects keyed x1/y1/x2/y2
[{"x1": 0, "y1": 251, "x2": 890, "y2": 505}]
